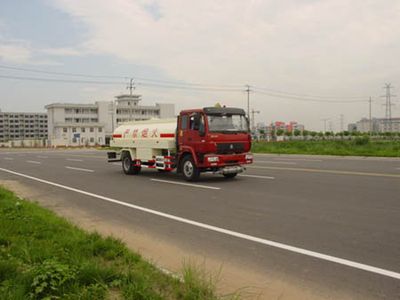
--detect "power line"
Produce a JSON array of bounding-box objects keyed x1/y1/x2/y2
[
  {"x1": 253, "y1": 89, "x2": 368, "y2": 103},
  {"x1": 0, "y1": 64, "x2": 243, "y2": 89},
  {"x1": 0, "y1": 64, "x2": 372, "y2": 99},
  {"x1": 0, "y1": 74, "x2": 243, "y2": 92},
  {"x1": 254, "y1": 86, "x2": 367, "y2": 100},
  {"x1": 0, "y1": 74, "x2": 124, "y2": 85}
]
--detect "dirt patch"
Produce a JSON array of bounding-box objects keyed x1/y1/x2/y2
[{"x1": 1, "y1": 180, "x2": 352, "y2": 300}]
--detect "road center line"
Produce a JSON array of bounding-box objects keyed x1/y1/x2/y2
[
  {"x1": 273, "y1": 158, "x2": 323, "y2": 162},
  {"x1": 0, "y1": 167, "x2": 399, "y2": 280},
  {"x1": 26, "y1": 160, "x2": 41, "y2": 164},
  {"x1": 66, "y1": 158, "x2": 84, "y2": 162},
  {"x1": 37, "y1": 156, "x2": 48, "y2": 159},
  {"x1": 254, "y1": 161, "x2": 297, "y2": 165},
  {"x1": 3, "y1": 157, "x2": 14, "y2": 160},
  {"x1": 150, "y1": 178, "x2": 221, "y2": 190},
  {"x1": 248, "y1": 165, "x2": 400, "y2": 178},
  {"x1": 238, "y1": 174, "x2": 275, "y2": 180},
  {"x1": 65, "y1": 166, "x2": 94, "y2": 172}
]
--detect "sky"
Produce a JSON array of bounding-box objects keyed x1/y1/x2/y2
[{"x1": 0, "y1": 0, "x2": 399, "y2": 131}]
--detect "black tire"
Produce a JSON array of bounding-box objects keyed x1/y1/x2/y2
[
  {"x1": 122, "y1": 152, "x2": 141, "y2": 175},
  {"x1": 223, "y1": 173, "x2": 237, "y2": 179},
  {"x1": 181, "y1": 155, "x2": 200, "y2": 181}
]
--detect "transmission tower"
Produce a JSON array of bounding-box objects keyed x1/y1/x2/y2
[
  {"x1": 127, "y1": 78, "x2": 136, "y2": 95},
  {"x1": 251, "y1": 109, "x2": 260, "y2": 132},
  {"x1": 382, "y1": 83, "x2": 395, "y2": 132}
]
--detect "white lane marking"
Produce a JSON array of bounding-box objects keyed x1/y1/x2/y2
[
  {"x1": 0, "y1": 167, "x2": 399, "y2": 280},
  {"x1": 248, "y1": 165, "x2": 400, "y2": 178},
  {"x1": 254, "y1": 161, "x2": 297, "y2": 165},
  {"x1": 111, "y1": 162, "x2": 121, "y2": 166},
  {"x1": 37, "y1": 156, "x2": 48, "y2": 159},
  {"x1": 150, "y1": 178, "x2": 221, "y2": 190},
  {"x1": 66, "y1": 158, "x2": 83, "y2": 162},
  {"x1": 238, "y1": 174, "x2": 275, "y2": 180},
  {"x1": 253, "y1": 153, "x2": 400, "y2": 162},
  {"x1": 273, "y1": 158, "x2": 323, "y2": 162},
  {"x1": 65, "y1": 166, "x2": 94, "y2": 173},
  {"x1": 26, "y1": 160, "x2": 41, "y2": 164},
  {"x1": 3, "y1": 157, "x2": 14, "y2": 160}
]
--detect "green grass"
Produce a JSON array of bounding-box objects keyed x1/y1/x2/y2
[
  {"x1": 0, "y1": 187, "x2": 228, "y2": 300},
  {"x1": 252, "y1": 138, "x2": 400, "y2": 157}
]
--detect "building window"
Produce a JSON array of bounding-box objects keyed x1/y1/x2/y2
[
  {"x1": 98, "y1": 137, "x2": 102, "y2": 143},
  {"x1": 63, "y1": 128, "x2": 68, "y2": 133},
  {"x1": 98, "y1": 127, "x2": 102, "y2": 132},
  {"x1": 72, "y1": 128, "x2": 77, "y2": 133},
  {"x1": 90, "y1": 137, "x2": 94, "y2": 143},
  {"x1": 90, "y1": 127, "x2": 94, "y2": 132},
  {"x1": 81, "y1": 127, "x2": 85, "y2": 133}
]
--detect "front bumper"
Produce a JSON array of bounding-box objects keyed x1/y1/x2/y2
[{"x1": 200, "y1": 153, "x2": 253, "y2": 168}]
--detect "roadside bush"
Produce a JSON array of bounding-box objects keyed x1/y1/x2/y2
[
  {"x1": 30, "y1": 259, "x2": 76, "y2": 299},
  {"x1": 353, "y1": 136, "x2": 370, "y2": 146}
]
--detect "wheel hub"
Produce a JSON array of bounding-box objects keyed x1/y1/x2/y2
[{"x1": 183, "y1": 161, "x2": 193, "y2": 177}]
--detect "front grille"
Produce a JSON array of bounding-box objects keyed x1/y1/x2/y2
[{"x1": 216, "y1": 143, "x2": 245, "y2": 154}]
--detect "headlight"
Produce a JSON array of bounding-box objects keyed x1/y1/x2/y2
[
  {"x1": 207, "y1": 156, "x2": 219, "y2": 162},
  {"x1": 245, "y1": 154, "x2": 253, "y2": 160}
]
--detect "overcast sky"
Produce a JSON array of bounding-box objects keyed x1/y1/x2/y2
[{"x1": 0, "y1": 0, "x2": 399, "y2": 131}]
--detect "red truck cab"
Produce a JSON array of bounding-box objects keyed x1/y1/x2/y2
[{"x1": 176, "y1": 107, "x2": 253, "y2": 180}]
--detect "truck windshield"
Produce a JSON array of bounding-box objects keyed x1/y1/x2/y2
[{"x1": 206, "y1": 114, "x2": 248, "y2": 133}]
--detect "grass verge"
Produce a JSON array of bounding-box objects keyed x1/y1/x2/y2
[
  {"x1": 0, "y1": 186, "x2": 228, "y2": 300},
  {"x1": 252, "y1": 138, "x2": 400, "y2": 157}
]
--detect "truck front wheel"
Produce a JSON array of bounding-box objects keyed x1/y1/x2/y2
[
  {"x1": 122, "y1": 153, "x2": 141, "y2": 175},
  {"x1": 181, "y1": 155, "x2": 200, "y2": 181},
  {"x1": 223, "y1": 173, "x2": 237, "y2": 179}
]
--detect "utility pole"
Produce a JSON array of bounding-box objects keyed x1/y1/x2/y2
[
  {"x1": 369, "y1": 97, "x2": 372, "y2": 135},
  {"x1": 245, "y1": 85, "x2": 251, "y2": 126},
  {"x1": 321, "y1": 118, "x2": 330, "y2": 133},
  {"x1": 339, "y1": 114, "x2": 344, "y2": 132},
  {"x1": 382, "y1": 83, "x2": 395, "y2": 132},
  {"x1": 127, "y1": 78, "x2": 135, "y2": 96},
  {"x1": 251, "y1": 109, "x2": 260, "y2": 132}
]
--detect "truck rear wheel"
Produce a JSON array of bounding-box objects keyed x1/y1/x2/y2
[
  {"x1": 122, "y1": 153, "x2": 141, "y2": 175},
  {"x1": 181, "y1": 155, "x2": 200, "y2": 181}
]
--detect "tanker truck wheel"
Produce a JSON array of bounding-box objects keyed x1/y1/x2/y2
[
  {"x1": 223, "y1": 173, "x2": 237, "y2": 179},
  {"x1": 122, "y1": 152, "x2": 141, "y2": 175},
  {"x1": 182, "y1": 155, "x2": 200, "y2": 181}
]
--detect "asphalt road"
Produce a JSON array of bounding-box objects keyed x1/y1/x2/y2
[{"x1": 0, "y1": 149, "x2": 399, "y2": 299}]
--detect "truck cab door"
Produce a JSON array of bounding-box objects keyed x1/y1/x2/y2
[{"x1": 178, "y1": 113, "x2": 205, "y2": 154}]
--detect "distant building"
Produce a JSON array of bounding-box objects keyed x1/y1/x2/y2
[
  {"x1": 0, "y1": 110, "x2": 48, "y2": 146},
  {"x1": 286, "y1": 121, "x2": 305, "y2": 133},
  {"x1": 46, "y1": 94, "x2": 175, "y2": 146},
  {"x1": 46, "y1": 103, "x2": 106, "y2": 147},
  {"x1": 379, "y1": 118, "x2": 400, "y2": 133},
  {"x1": 266, "y1": 121, "x2": 305, "y2": 135},
  {"x1": 350, "y1": 117, "x2": 400, "y2": 133},
  {"x1": 347, "y1": 123, "x2": 357, "y2": 132}
]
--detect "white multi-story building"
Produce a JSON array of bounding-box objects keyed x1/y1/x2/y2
[
  {"x1": 0, "y1": 110, "x2": 48, "y2": 146},
  {"x1": 352, "y1": 117, "x2": 400, "y2": 133},
  {"x1": 46, "y1": 103, "x2": 106, "y2": 146},
  {"x1": 46, "y1": 94, "x2": 175, "y2": 146}
]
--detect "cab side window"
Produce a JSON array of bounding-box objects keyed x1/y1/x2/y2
[
  {"x1": 181, "y1": 115, "x2": 188, "y2": 130},
  {"x1": 189, "y1": 113, "x2": 204, "y2": 131}
]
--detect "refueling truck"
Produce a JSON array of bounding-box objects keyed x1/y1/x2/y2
[{"x1": 107, "y1": 106, "x2": 253, "y2": 181}]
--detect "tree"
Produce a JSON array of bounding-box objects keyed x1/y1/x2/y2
[{"x1": 276, "y1": 129, "x2": 284, "y2": 136}]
